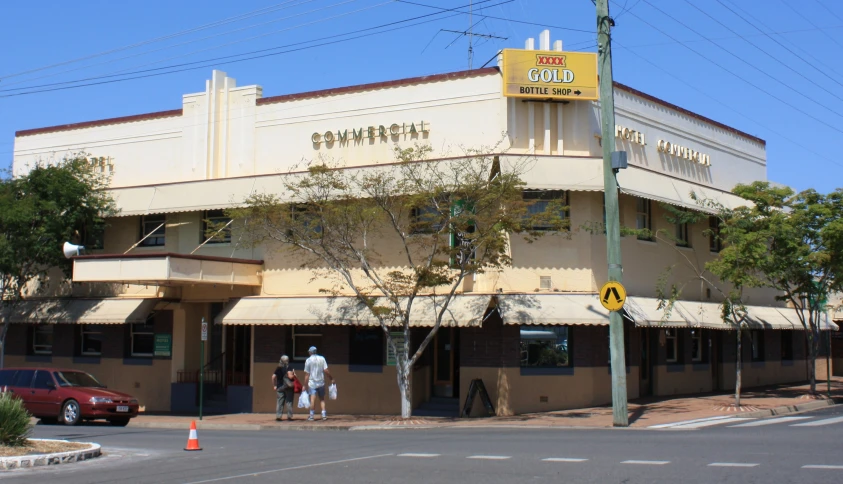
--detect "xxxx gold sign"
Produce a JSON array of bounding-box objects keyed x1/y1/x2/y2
[{"x1": 501, "y1": 48, "x2": 598, "y2": 101}]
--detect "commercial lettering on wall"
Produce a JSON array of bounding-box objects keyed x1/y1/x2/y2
[
  {"x1": 501, "y1": 48, "x2": 598, "y2": 101},
  {"x1": 311, "y1": 121, "x2": 429, "y2": 146},
  {"x1": 615, "y1": 125, "x2": 645, "y2": 146},
  {"x1": 657, "y1": 139, "x2": 711, "y2": 166}
]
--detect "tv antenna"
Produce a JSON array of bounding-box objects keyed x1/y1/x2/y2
[{"x1": 440, "y1": 0, "x2": 507, "y2": 69}]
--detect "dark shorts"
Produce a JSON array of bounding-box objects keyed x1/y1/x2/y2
[{"x1": 311, "y1": 385, "x2": 326, "y2": 399}]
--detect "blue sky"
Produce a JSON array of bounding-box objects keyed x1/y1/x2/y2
[{"x1": 1, "y1": 0, "x2": 841, "y2": 192}]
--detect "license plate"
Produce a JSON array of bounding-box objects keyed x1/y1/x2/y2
[{"x1": 116, "y1": 406, "x2": 129, "y2": 412}]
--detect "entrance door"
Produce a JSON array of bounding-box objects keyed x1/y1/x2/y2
[
  {"x1": 433, "y1": 328, "x2": 455, "y2": 398},
  {"x1": 639, "y1": 329, "x2": 652, "y2": 397},
  {"x1": 225, "y1": 325, "x2": 252, "y2": 387}
]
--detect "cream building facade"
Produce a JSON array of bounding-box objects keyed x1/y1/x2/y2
[{"x1": 7, "y1": 35, "x2": 836, "y2": 417}]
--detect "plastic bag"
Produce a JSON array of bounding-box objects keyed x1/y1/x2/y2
[
  {"x1": 328, "y1": 383, "x2": 337, "y2": 400},
  {"x1": 297, "y1": 389, "x2": 311, "y2": 409}
]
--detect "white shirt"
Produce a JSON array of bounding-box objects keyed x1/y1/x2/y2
[{"x1": 304, "y1": 354, "x2": 328, "y2": 389}]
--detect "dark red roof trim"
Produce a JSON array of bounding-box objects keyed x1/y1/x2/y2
[
  {"x1": 15, "y1": 109, "x2": 183, "y2": 138},
  {"x1": 73, "y1": 252, "x2": 263, "y2": 265},
  {"x1": 257, "y1": 67, "x2": 500, "y2": 105},
  {"x1": 614, "y1": 82, "x2": 765, "y2": 146}
]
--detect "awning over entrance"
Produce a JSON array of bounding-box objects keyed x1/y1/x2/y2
[
  {"x1": 496, "y1": 294, "x2": 610, "y2": 326},
  {"x1": 0, "y1": 298, "x2": 159, "y2": 325},
  {"x1": 216, "y1": 295, "x2": 494, "y2": 327},
  {"x1": 72, "y1": 252, "x2": 263, "y2": 286},
  {"x1": 624, "y1": 297, "x2": 839, "y2": 331},
  {"x1": 617, "y1": 167, "x2": 749, "y2": 213}
]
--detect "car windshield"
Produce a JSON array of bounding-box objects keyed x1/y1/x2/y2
[{"x1": 53, "y1": 371, "x2": 104, "y2": 388}]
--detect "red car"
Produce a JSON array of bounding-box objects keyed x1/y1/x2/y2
[{"x1": 0, "y1": 368, "x2": 139, "y2": 426}]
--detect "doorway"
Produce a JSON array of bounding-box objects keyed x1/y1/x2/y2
[
  {"x1": 224, "y1": 326, "x2": 251, "y2": 387},
  {"x1": 639, "y1": 329, "x2": 653, "y2": 397},
  {"x1": 433, "y1": 328, "x2": 458, "y2": 398},
  {"x1": 710, "y1": 331, "x2": 720, "y2": 391}
]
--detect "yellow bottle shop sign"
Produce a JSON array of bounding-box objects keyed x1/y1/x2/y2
[{"x1": 501, "y1": 49, "x2": 598, "y2": 101}]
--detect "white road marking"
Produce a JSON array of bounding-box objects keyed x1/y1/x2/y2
[
  {"x1": 182, "y1": 453, "x2": 394, "y2": 484},
  {"x1": 708, "y1": 462, "x2": 759, "y2": 467},
  {"x1": 728, "y1": 416, "x2": 811, "y2": 427},
  {"x1": 467, "y1": 455, "x2": 512, "y2": 460},
  {"x1": 791, "y1": 416, "x2": 843, "y2": 427},
  {"x1": 542, "y1": 458, "x2": 589, "y2": 462},
  {"x1": 648, "y1": 416, "x2": 734, "y2": 429},
  {"x1": 621, "y1": 460, "x2": 670, "y2": 465},
  {"x1": 671, "y1": 417, "x2": 755, "y2": 429},
  {"x1": 802, "y1": 465, "x2": 843, "y2": 469},
  {"x1": 398, "y1": 453, "x2": 440, "y2": 458}
]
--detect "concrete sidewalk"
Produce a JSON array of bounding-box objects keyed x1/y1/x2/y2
[{"x1": 128, "y1": 378, "x2": 843, "y2": 432}]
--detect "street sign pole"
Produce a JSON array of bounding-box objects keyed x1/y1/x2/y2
[
  {"x1": 596, "y1": 0, "x2": 629, "y2": 427},
  {"x1": 200, "y1": 317, "x2": 207, "y2": 421}
]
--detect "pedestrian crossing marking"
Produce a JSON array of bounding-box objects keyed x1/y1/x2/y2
[
  {"x1": 671, "y1": 417, "x2": 755, "y2": 429},
  {"x1": 791, "y1": 416, "x2": 843, "y2": 427},
  {"x1": 728, "y1": 416, "x2": 811, "y2": 427}
]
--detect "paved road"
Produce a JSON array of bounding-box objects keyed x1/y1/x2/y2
[{"x1": 3, "y1": 406, "x2": 843, "y2": 484}]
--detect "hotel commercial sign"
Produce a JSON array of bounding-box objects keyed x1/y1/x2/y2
[{"x1": 501, "y1": 49, "x2": 598, "y2": 101}]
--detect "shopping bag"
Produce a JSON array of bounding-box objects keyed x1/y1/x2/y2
[
  {"x1": 297, "y1": 389, "x2": 311, "y2": 409},
  {"x1": 293, "y1": 376, "x2": 303, "y2": 394},
  {"x1": 328, "y1": 383, "x2": 337, "y2": 400}
]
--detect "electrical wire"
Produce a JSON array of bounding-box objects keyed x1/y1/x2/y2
[
  {"x1": 0, "y1": 0, "x2": 311, "y2": 80},
  {"x1": 0, "y1": 0, "x2": 511, "y2": 98},
  {"x1": 616, "y1": 1, "x2": 843, "y2": 136},
  {"x1": 784, "y1": 0, "x2": 843, "y2": 50},
  {"x1": 396, "y1": 0, "x2": 594, "y2": 33}
]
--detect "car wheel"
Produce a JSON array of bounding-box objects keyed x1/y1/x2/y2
[
  {"x1": 61, "y1": 400, "x2": 81, "y2": 426},
  {"x1": 109, "y1": 418, "x2": 131, "y2": 427},
  {"x1": 39, "y1": 417, "x2": 58, "y2": 425}
]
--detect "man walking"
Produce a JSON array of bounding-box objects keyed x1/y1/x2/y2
[
  {"x1": 303, "y1": 346, "x2": 333, "y2": 421},
  {"x1": 272, "y1": 355, "x2": 295, "y2": 421}
]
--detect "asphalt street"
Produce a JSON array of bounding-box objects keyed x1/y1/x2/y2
[{"x1": 3, "y1": 406, "x2": 843, "y2": 484}]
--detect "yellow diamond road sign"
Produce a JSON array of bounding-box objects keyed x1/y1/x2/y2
[{"x1": 600, "y1": 281, "x2": 627, "y2": 312}]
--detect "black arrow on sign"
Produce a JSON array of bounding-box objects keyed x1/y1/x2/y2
[{"x1": 574, "y1": 90, "x2": 582, "y2": 95}]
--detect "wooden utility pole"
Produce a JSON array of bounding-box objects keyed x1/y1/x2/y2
[{"x1": 596, "y1": 0, "x2": 629, "y2": 427}]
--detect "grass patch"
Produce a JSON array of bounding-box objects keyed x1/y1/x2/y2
[{"x1": 0, "y1": 440, "x2": 90, "y2": 457}]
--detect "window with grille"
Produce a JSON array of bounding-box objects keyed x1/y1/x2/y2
[
  {"x1": 201, "y1": 210, "x2": 232, "y2": 244},
  {"x1": 139, "y1": 214, "x2": 166, "y2": 247},
  {"x1": 523, "y1": 190, "x2": 569, "y2": 231}
]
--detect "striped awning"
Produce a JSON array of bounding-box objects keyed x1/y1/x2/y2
[
  {"x1": 0, "y1": 298, "x2": 159, "y2": 325},
  {"x1": 216, "y1": 295, "x2": 493, "y2": 327},
  {"x1": 496, "y1": 293, "x2": 610, "y2": 326}
]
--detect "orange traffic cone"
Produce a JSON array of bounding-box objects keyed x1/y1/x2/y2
[{"x1": 184, "y1": 420, "x2": 202, "y2": 451}]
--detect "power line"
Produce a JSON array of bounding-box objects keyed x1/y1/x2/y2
[
  {"x1": 0, "y1": 0, "x2": 310, "y2": 81},
  {"x1": 681, "y1": 0, "x2": 843, "y2": 96},
  {"x1": 617, "y1": 1, "x2": 843, "y2": 136},
  {"x1": 0, "y1": 0, "x2": 510, "y2": 98},
  {"x1": 613, "y1": 39, "x2": 843, "y2": 170},
  {"x1": 815, "y1": 1, "x2": 843, "y2": 26},
  {"x1": 1, "y1": 0, "x2": 386, "y2": 92},
  {"x1": 782, "y1": 0, "x2": 843, "y2": 51},
  {"x1": 0, "y1": 0, "x2": 333, "y2": 90},
  {"x1": 718, "y1": 0, "x2": 843, "y2": 83},
  {"x1": 396, "y1": 0, "x2": 594, "y2": 33}
]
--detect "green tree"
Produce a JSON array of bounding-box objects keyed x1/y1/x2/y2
[
  {"x1": 230, "y1": 145, "x2": 567, "y2": 418},
  {"x1": 0, "y1": 154, "x2": 116, "y2": 367},
  {"x1": 716, "y1": 183, "x2": 843, "y2": 394},
  {"x1": 650, "y1": 203, "x2": 754, "y2": 408}
]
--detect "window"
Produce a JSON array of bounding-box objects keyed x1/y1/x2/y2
[
  {"x1": 292, "y1": 327, "x2": 321, "y2": 361},
  {"x1": 80, "y1": 325, "x2": 103, "y2": 356},
  {"x1": 10, "y1": 369, "x2": 34, "y2": 388},
  {"x1": 32, "y1": 324, "x2": 53, "y2": 354},
  {"x1": 410, "y1": 205, "x2": 445, "y2": 234},
  {"x1": 54, "y1": 371, "x2": 104, "y2": 388},
  {"x1": 32, "y1": 370, "x2": 54, "y2": 389},
  {"x1": 664, "y1": 329, "x2": 678, "y2": 363},
  {"x1": 349, "y1": 328, "x2": 384, "y2": 366},
  {"x1": 130, "y1": 322, "x2": 155, "y2": 357},
  {"x1": 675, "y1": 209, "x2": 690, "y2": 247},
  {"x1": 201, "y1": 210, "x2": 232, "y2": 244},
  {"x1": 709, "y1": 216, "x2": 722, "y2": 253},
  {"x1": 523, "y1": 190, "x2": 568, "y2": 231},
  {"x1": 82, "y1": 222, "x2": 105, "y2": 250},
  {"x1": 520, "y1": 326, "x2": 571, "y2": 367},
  {"x1": 139, "y1": 214, "x2": 166, "y2": 247},
  {"x1": 0, "y1": 370, "x2": 15, "y2": 387},
  {"x1": 290, "y1": 204, "x2": 322, "y2": 235},
  {"x1": 750, "y1": 330, "x2": 765, "y2": 362},
  {"x1": 781, "y1": 331, "x2": 794, "y2": 360},
  {"x1": 690, "y1": 329, "x2": 703, "y2": 362},
  {"x1": 635, "y1": 198, "x2": 652, "y2": 241}
]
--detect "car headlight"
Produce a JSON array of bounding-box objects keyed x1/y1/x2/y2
[
  {"x1": 129, "y1": 399, "x2": 139, "y2": 404},
  {"x1": 90, "y1": 397, "x2": 113, "y2": 404}
]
